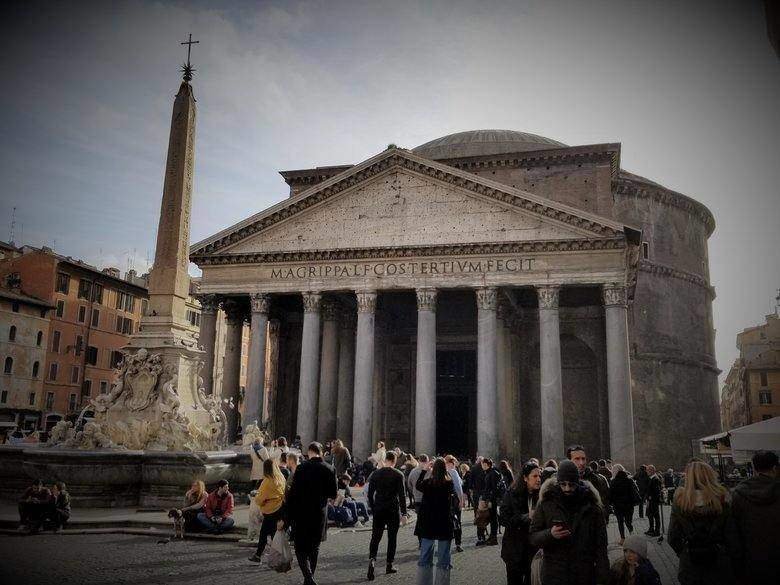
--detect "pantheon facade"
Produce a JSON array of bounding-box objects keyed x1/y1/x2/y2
[{"x1": 190, "y1": 130, "x2": 719, "y2": 469}]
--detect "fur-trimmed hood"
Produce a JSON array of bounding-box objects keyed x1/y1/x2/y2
[{"x1": 538, "y1": 475, "x2": 603, "y2": 508}]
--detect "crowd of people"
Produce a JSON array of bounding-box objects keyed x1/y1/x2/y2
[{"x1": 13, "y1": 435, "x2": 779, "y2": 585}]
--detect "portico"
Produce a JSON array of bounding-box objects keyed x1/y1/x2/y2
[{"x1": 191, "y1": 147, "x2": 639, "y2": 465}]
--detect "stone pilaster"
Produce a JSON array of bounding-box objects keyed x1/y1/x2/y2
[
  {"x1": 245, "y1": 293, "x2": 270, "y2": 428},
  {"x1": 602, "y1": 283, "x2": 636, "y2": 470},
  {"x1": 476, "y1": 287, "x2": 498, "y2": 460},
  {"x1": 352, "y1": 291, "x2": 377, "y2": 459},
  {"x1": 415, "y1": 288, "x2": 437, "y2": 456},
  {"x1": 336, "y1": 311, "x2": 356, "y2": 446},
  {"x1": 296, "y1": 292, "x2": 322, "y2": 446},
  {"x1": 537, "y1": 285, "x2": 564, "y2": 461},
  {"x1": 317, "y1": 299, "x2": 340, "y2": 441}
]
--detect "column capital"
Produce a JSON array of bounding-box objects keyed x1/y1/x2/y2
[
  {"x1": 356, "y1": 291, "x2": 377, "y2": 314},
  {"x1": 416, "y1": 288, "x2": 438, "y2": 312},
  {"x1": 537, "y1": 285, "x2": 560, "y2": 310},
  {"x1": 475, "y1": 287, "x2": 498, "y2": 311},
  {"x1": 322, "y1": 299, "x2": 340, "y2": 321},
  {"x1": 222, "y1": 299, "x2": 246, "y2": 324},
  {"x1": 602, "y1": 283, "x2": 627, "y2": 307},
  {"x1": 301, "y1": 291, "x2": 322, "y2": 313},
  {"x1": 250, "y1": 293, "x2": 271, "y2": 314},
  {"x1": 195, "y1": 294, "x2": 220, "y2": 314}
]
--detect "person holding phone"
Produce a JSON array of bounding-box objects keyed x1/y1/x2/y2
[{"x1": 529, "y1": 459, "x2": 609, "y2": 585}]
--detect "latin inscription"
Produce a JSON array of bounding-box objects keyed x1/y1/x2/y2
[{"x1": 270, "y1": 258, "x2": 536, "y2": 280}]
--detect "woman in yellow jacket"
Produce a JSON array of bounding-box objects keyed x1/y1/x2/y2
[{"x1": 248, "y1": 458, "x2": 286, "y2": 563}]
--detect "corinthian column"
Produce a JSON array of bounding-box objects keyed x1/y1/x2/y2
[
  {"x1": 317, "y1": 300, "x2": 340, "y2": 441},
  {"x1": 496, "y1": 298, "x2": 513, "y2": 459},
  {"x1": 415, "y1": 288, "x2": 437, "y2": 456},
  {"x1": 196, "y1": 294, "x2": 219, "y2": 395},
  {"x1": 538, "y1": 285, "x2": 564, "y2": 461},
  {"x1": 352, "y1": 291, "x2": 377, "y2": 460},
  {"x1": 336, "y1": 311, "x2": 356, "y2": 446},
  {"x1": 244, "y1": 293, "x2": 270, "y2": 428},
  {"x1": 603, "y1": 284, "x2": 636, "y2": 471},
  {"x1": 222, "y1": 300, "x2": 245, "y2": 444},
  {"x1": 296, "y1": 292, "x2": 321, "y2": 446},
  {"x1": 476, "y1": 287, "x2": 498, "y2": 460}
]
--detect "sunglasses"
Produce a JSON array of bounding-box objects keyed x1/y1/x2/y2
[{"x1": 559, "y1": 481, "x2": 578, "y2": 489}]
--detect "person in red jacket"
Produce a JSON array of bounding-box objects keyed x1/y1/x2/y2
[{"x1": 197, "y1": 479, "x2": 235, "y2": 533}]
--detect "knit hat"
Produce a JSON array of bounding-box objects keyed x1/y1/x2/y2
[
  {"x1": 557, "y1": 460, "x2": 580, "y2": 484},
  {"x1": 623, "y1": 535, "x2": 647, "y2": 559}
]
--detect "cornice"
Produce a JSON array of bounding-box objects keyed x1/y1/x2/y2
[
  {"x1": 191, "y1": 150, "x2": 626, "y2": 259},
  {"x1": 638, "y1": 260, "x2": 714, "y2": 297},
  {"x1": 615, "y1": 175, "x2": 716, "y2": 237},
  {"x1": 192, "y1": 237, "x2": 626, "y2": 266}
]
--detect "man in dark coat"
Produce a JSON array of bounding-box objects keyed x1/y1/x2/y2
[
  {"x1": 530, "y1": 460, "x2": 609, "y2": 585},
  {"x1": 634, "y1": 465, "x2": 650, "y2": 518},
  {"x1": 567, "y1": 444, "x2": 611, "y2": 522},
  {"x1": 286, "y1": 442, "x2": 337, "y2": 585},
  {"x1": 730, "y1": 450, "x2": 779, "y2": 585},
  {"x1": 366, "y1": 450, "x2": 407, "y2": 580},
  {"x1": 644, "y1": 465, "x2": 663, "y2": 537},
  {"x1": 477, "y1": 458, "x2": 503, "y2": 546}
]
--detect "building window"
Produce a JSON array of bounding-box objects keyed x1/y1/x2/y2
[
  {"x1": 110, "y1": 351, "x2": 123, "y2": 369},
  {"x1": 0, "y1": 390, "x2": 7, "y2": 404},
  {"x1": 3, "y1": 357, "x2": 12, "y2": 374},
  {"x1": 75, "y1": 335, "x2": 84, "y2": 356},
  {"x1": 32, "y1": 361, "x2": 40, "y2": 378},
  {"x1": 81, "y1": 379, "x2": 91, "y2": 398},
  {"x1": 48, "y1": 362, "x2": 58, "y2": 381},
  {"x1": 187, "y1": 310, "x2": 201, "y2": 327},
  {"x1": 78, "y1": 279, "x2": 92, "y2": 300},
  {"x1": 78, "y1": 305, "x2": 86, "y2": 323},
  {"x1": 56, "y1": 272, "x2": 70, "y2": 294},
  {"x1": 56, "y1": 300, "x2": 65, "y2": 318},
  {"x1": 70, "y1": 365, "x2": 80, "y2": 384},
  {"x1": 52, "y1": 330, "x2": 61, "y2": 353},
  {"x1": 91, "y1": 308, "x2": 100, "y2": 328},
  {"x1": 760, "y1": 372, "x2": 768, "y2": 387},
  {"x1": 117, "y1": 317, "x2": 133, "y2": 335},
  {"x1": 40, "y1": 308, "x2": 47, "y2": 318},
  {"x1": 116, "y1": 315, "x2": 123, "y2": 332},
  {"x1": 759, "y1": 391, "x2": 772, "y2": 405},
  {"x1": 99, "y1": 380, "x2": 108, "y2": 395},
  {"x1": 36, "y1": 331, "x2": 43, "y2": 346},
  {"x1": 85, "y1": 346, "x2": 98, "y2": 366},
  {"x1": 8, "y1": 325, "x2": 16, "y2": 342},
  {"x1": 68, "y1": 393, "x2": 77, "y2": 412},
  {"x1": 28, "y1": 392, "x2": 35, "y2": 406},
  {"x1": 116, "y1": 291, "x2": 135, "y2": 313},
  {"x1": 45, "y1": 392, "x2": 54, "y2": 410},
  {"x1": 92, "y1": 283, "x2": 103, "y2": 304},
  {"x1": 642, "y1": 241, "x2": 650, "y2": 260},
  {"x1": 12, "y1": 301, "x2": 19, "y2": 313}
]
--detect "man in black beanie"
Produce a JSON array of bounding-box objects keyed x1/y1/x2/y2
[{"x1": 529, "y1": 459, "x2": 609, "y2": 585}]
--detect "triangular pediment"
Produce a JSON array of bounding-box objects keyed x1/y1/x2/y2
[{"x1": 191, "y1": 148, "x2": 627, "y2": 261}]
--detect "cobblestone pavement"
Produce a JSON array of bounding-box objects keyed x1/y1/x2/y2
[{"x1": 0, "y1": 507, "x2": 680, "y2": 585}]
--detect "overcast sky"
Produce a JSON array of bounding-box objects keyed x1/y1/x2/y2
[{"x1": 1, "y1": 0, "x2": 778, "y2": 383}]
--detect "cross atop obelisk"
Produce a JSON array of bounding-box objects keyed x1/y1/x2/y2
[{"x1": 180, "y1": 33, "x2": 199, "y2": 82}]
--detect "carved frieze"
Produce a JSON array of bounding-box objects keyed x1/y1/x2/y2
[
  {"x1": 537, "y1": 286, "x2": 560, "y2": 310},
  {"x1": 302, "y1": 292, "x2": 322, "y2": 313},
  {"x1": 416, "y1": 288, "x2": 438, "y2": 312},
  {"x1": 356, "y1": 291, "x2": 377, "y2": 314},
  {"x1": 476, "y1": 287, "x2": 498, "y2": 311}
]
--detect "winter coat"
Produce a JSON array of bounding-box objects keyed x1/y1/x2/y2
[
  {"x1": 414, "y1": 474, "x2": 456, "y2": 541},
  {"x1": 286, "y1": 457, "x2": 338, "y2": 547},
  {"x1": 255, "y1": 473, "x2": 285, "y2": 515},
  {"x1": 583, "y1": 467, "x2": 611, "y2": 512},
  {"x1": 249, "y1": 443, "x2": 267, "y2": 481},
  {"x1": 529, "y1": 478, "x2": 609, "y2": 585},
  {"x1": 470, "y1": 464, "x2": 485, "y2": 495},
  {"x1": 331, "y1": 448, "x2": 352, "y2": 477},
  {"x1": 646, "y1": 474, "x2": 663, "y2": 504},
  {"x1": 667, "y1": 494, "x2": 735, "y2": 585},
  {"x1": 729, "y1": 473, "x2": 780, "y2": 585},
  {"x1": 499, "y1": 484, "x2": 539, "y2": 564},
  {"x1": 634, "y1": 469, "x2": 650, "y2": 497},
  {"x1": 608, "y1": 557, "x2": 662, "y2": 585},
  {"x1": 204, "y1": 490, "x2": 234, "y2": 518},
  {"x1": 609, "y1": 470, "x2": 639, "y2": 512},
  {"x1": 481, "y1": 467, "x2": 503, "y2": 502}
]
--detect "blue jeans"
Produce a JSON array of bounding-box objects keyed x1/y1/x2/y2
[
  {"x1": 196, "y1": 512, "x2": 235, "y2": 533},
  {"x1": 418, "y1": 538, "x2": 452, "y2": 569},
  {"x1": 344, "y1": 500, "x2": 370, "y2": 523}
]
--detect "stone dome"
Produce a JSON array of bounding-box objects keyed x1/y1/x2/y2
[{"x1": 412, "y1": 129, "x2": 567, "y2": 160}]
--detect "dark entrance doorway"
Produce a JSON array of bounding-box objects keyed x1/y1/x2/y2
[{"x1": 436, "y1": 349, "x2": 476, "y2": 458}]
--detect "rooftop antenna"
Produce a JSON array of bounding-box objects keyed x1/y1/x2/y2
[
  {"x1": 180, "y1": 33, "x2": 199, "y2": 82},
  {"x1": 9, "y1": 206, "x2": 16, "y2": 245}
]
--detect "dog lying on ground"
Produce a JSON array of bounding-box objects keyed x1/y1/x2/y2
[{"x1": 168, "y1": 508, "x2": 185, "y2": 539}]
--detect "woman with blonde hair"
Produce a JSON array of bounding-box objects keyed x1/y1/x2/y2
[
  {"x1": 668, "y1": 459, "x2": 735, "y2": 585},
  {"x1": 181, "y1": 480, "x2": 208, "y2": 532},
  {"x1": 249, "y1": 458, "x2": 287, "y2": 563}
]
